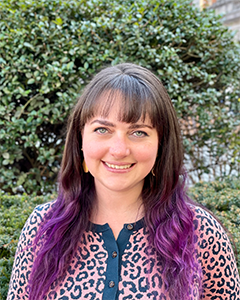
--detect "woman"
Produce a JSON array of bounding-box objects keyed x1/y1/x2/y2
[{"x1": 8, "y1": 63, "x2": 240, "y2": 300}]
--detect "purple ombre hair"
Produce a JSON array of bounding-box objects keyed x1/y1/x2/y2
[{"x1": 28, "y1": 63, "x2": 202, "y2": 299}]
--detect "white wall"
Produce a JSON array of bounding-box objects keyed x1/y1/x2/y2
[
  {"x1": 210, "y1": 0, "x2": 240, "y2": 41},
  {"x1": 192, "y1": 0, "x2": 201, "y2": 8}
]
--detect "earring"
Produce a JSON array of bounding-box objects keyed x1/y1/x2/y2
[
  {"x1": 151, "y1": 168, "x2": 155, "y2": 176},
  {"x1": 82, "y1": 160, "x2": 89, "y2": 173}
]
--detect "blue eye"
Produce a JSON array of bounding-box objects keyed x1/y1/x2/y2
[
  {"x1": 95, "y1": 127, "x2": 108, "y2": 134},
  {"x1": 133, "y1": 131, "x2": 148, "y2": 137}
]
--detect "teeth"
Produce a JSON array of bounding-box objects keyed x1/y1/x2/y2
[{"x1": 105, "y1": 162, "x2": 132, "y2": 169}]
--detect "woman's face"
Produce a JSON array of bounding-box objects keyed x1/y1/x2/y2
[{"x1": 81, "y1": 93, "x2": 159, "y2": 197}]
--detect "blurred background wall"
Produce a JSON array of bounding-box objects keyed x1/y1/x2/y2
[{"x1": 193, "y1": 0, "x2": 240, "y2": 41}]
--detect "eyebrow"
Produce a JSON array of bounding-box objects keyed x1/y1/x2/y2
[{"x1": 90, "y1": 119, "x2": 153, "y2": 129}]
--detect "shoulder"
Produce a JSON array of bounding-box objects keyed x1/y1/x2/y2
[
  {"x1": 190, "y1": 204, "x2": 230, "y2": 251},
  {"x1": 191, "y1": 205, "x2": 226, "y2": 234},
  {"x1": 189, "y1": 205, "x2": 240, "y2": 298},
  {"x1": 17, "y1": 201, "x2": 55, "y2": 251},
  {"x1": 27, "y1": 201, "x2": 54, "y2": 225},
  {"x1": 7, "y1": 201, "x2": 55, "y2": 299}
]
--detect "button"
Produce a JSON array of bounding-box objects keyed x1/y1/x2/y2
[
  {"x1": 112, "y1": 251, "x2": 117, "y2": 258},
  {"x1": 127, "y1": 224, "x2": 134, "y2": 230},
  {"x1": 109, "y1": 281, "x2": 115, "y2": 288}
]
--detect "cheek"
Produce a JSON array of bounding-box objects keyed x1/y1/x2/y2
[
  {"x1": 83, "y1": 140, "x2": 106, "y2": 161},
  {"x1": 134, "y1": 143, "x2": 158, "y2": 164}
]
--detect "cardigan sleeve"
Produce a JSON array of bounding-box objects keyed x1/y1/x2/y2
[
  {"x1": 193, "y1": 206, "x2": 240, "y2": 299},
  {"x1": 7, "y1": 202, "x2": 53, "y2": 300}
]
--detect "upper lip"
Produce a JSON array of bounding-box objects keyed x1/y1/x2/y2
[{"x1": 103, "y1": 161, "x2": 134, "y2": 166}]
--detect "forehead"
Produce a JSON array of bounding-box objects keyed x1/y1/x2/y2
[{"x1": 86, "y1": 89, "x2": 154, "y2": 125}]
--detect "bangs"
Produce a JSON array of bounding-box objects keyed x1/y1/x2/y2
[{"x1": 79, "y1": 74, "x2": 159, "y2": 127}]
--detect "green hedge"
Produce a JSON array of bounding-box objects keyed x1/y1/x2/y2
[
  {"x1": 0, "y1": 0, "x2": 240, "y2": 194},
  {"x1": 0, "y1": 179, "x2": 239, "y2": 299}
]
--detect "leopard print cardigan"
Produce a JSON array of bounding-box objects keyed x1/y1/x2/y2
[{"x1": 7, "y1": 202, "x2": 240, "y2": 299}]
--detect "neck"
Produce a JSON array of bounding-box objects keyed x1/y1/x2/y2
[{"x1": 91, "y1": 187, "x2": 144, "y2": 239}]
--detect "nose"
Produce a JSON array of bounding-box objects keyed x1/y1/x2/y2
[{"x1": 109, "y1": 134, "x2": 130, "y2": 158}]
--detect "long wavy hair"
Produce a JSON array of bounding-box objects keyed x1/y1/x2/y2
[{"x1": 28, "y1": 63, "x2": 201, "y2": 299}]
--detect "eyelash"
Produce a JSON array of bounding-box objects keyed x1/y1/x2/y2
[
  {"x1": 132, "y1": 131, "x2": 148, "y2": 137},
  {"x1": 94, "y1": 127, "x2": 108, "y2": 134},
  {"x1": 94, "y1": 127, "x2": 148, "y2": 137}
]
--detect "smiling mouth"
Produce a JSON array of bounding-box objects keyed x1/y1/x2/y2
[{"x1": 104, "y1": 162, "x2": 133, "y2": 170}]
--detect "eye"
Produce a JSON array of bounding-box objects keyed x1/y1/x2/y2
[
  {"x1": 132, "y1": 131, "x2": 148, "y2": 137},
  {"x1": 94, "y1": 127, "x2": 108, "y2": 134}
]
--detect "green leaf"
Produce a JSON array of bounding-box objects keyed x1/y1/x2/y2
[
  {"x1": 53, "y1": 17, "x2": 63, "y2": 26},
  {"x1": 27, "y1": 78, "x2": 35, "y2": 84},
  {"x1": 67, "y1": 62, "x2": 74, "y2": 70},
  {"x1": 23, "y1": 42, "x2": 35, "y2": 50},
  {"x1": 2, "y1": 153, "x2": 10, "y2": 160}
]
